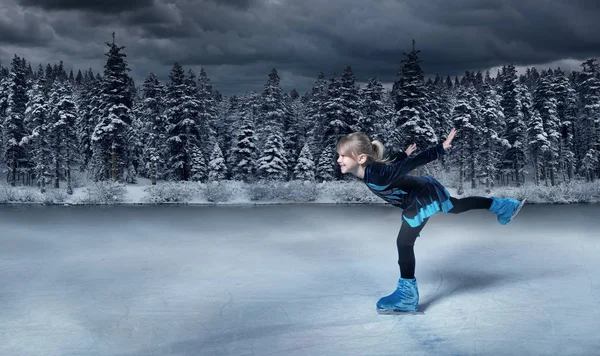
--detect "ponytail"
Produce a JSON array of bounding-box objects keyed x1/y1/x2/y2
[
  {"x1": 371, "y1": 140, "x2": 385, "y2": 161},
  {"x1": 371, "y1": 140, "x2": 394, "y2": 163}
]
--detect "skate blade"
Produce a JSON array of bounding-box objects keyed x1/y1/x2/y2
[
  {"x1": 509, "y1": 198, "x2": 526, "y2": 223},
  {"x1": 377, "y1": 309, "x2": 424, "y2": 315}
]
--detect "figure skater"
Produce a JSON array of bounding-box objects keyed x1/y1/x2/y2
[{"x1": 336, "y1": 128, "x2": 526, "y2": 313}]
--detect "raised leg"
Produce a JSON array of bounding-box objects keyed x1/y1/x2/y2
[{"x1": 447, "y1": 196, "x2": 492, "y2": 214}]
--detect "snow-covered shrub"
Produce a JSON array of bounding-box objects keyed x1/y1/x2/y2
[
  {"x1": 78, "y1": 181, "x2": 127, "y2": 204},
  {"x1": 0, "y1": 186, "x2": 40, "y2": 203},
  {"x1": 316, "y1": 181, "x2": 383, "y2": 204},
  {"x1": 70, "y1": 170, "x2": 88, "y2": 189},
  {"x1": 204, "y1": 181, "x2": 232, "y2": 202},
  {"x1": 248, "y1": 180, "x2": 279, "y2": 201},
  {"x1": 282, "y1": 180, "x2": 317, "y2": 202},
  {"x1": 487, "y1": 180, "x2": 600, "y2": 204},
  {"x1": 41, "y1": 188, "x2": 68, "y2": 204},
  {"x1": 559, "y1": 180, "x2": 600, "y2": 203},
  {"x1": 247, "y1": 180, "x2": 312, "y2": 202},
  {"x1": 0, "y1": 185, "x2": 18, "y2": 203},
  {"x1": 199, "y1": 180, "x2": 249, "y2": 203},
  {"x1": 521, "y1": 184, "x2": 570, "y2": 204},
  {"x1": 224, "y1": 180, "x2": 249, "y2": 203},
  {"x1": 142, "y1": 181, "x2": 197, "y2": 203}
]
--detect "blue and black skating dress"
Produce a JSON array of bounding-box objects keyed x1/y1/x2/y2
[{"x1": 363, "y1": 143, "x2": 454, "y2": 228}]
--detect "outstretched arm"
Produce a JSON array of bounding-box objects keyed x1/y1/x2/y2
[
  {"x1": 375, "y1": 129, "x2": 457, "y2": 182},
  {"x1": 395, "y1": 143, "x2": 447, "y2": 172},
  {"x1": 372, "y1": 143, "x2": 445, "y2": 185}
]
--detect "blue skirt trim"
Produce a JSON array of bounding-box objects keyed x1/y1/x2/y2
[
  {"x1": 403, "y1": 198, "x2": 454, "y2": 227},
  {"x1": 402, "y1": 177, "x2": 454, "y2": 228}
]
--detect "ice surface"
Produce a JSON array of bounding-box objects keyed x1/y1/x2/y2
[{"x1": 1, "y1": 204, "x2": 599, "y2": 356}]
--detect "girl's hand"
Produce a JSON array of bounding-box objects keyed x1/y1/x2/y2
[
  {"x1": 443, "y1": 128, "x2": 457, "y2": 151},
  {"x1": 403, "y1": 143, "x2": 417, "y2": 156}
]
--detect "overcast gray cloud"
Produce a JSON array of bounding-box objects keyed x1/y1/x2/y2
[{"x1": 2, "y1": 0, "x2": 600, "y2": 95}]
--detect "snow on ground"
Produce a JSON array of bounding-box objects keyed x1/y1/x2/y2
[
  {"x1": 1, "y1": 203, "x2": 599, "y2": 356},
  {"x1": 2, "y1": 176, "x2": 600, "y2": 206}
]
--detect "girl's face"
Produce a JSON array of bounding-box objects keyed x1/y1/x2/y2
[{"x1": 337, "y1": 151, "x2": 364, "y2": 176}]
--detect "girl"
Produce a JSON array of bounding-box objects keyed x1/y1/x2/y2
[{"x1": 336, "y1": 128, "x2": 526, "y2": 314}]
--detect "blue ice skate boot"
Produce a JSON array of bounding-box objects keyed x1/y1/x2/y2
[
  {"x1": 376, "y1": 277, "x2": 419, "y2": 312},
  {"x1": 489, "y1": 197, "x2": 526, "y2": 225}
]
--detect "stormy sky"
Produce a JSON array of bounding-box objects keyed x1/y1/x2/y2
[{"x1": 1, "y1": 0, "x2": 599, "y2": 96}]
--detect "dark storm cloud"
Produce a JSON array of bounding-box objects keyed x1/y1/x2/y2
[
  {"x1": 1, "y1": 0, "x2": 600, "y2": 95},
  {"x1": 207, "y1": 0, "x2": 259, "y2": 10},
  {"x1": 17, "y1": 0, "x2": 154, "y2": 14},
  {"x1": 0, "y1": 3, "x2": 56, "y2": 46}
]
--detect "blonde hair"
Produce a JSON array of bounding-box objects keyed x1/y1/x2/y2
[{"x1": 336, "y1": 132, "x2": 394, "y2": 165}]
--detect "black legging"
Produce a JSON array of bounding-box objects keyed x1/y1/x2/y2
[{"x1": 396, "y1": 196, "x2": 492, "y2": 279}]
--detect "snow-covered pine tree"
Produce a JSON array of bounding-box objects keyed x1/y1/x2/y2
[
  {"x1": 315, "y1": 145, "x2": 335, "y2": 182},
  {"x1": 439, "y1": 74, "x2": 457, "y2": 146},
  {"x1": 220, "y1": 95, "x2": 242, "y2": 159},
  {"x1": 480, "y1": 77, "x2": 507, "y2": 193},
  {"x1": 524, "y1": 67, "x2": 540, "y2": 92},
  {"x1": 213, "y1": 94, "x2": 233, "y2": 156},
  {"x1": 580, "y1": 148, "x2": 598, "y2": 181},
  {"x1": 21, "y1": 70, "x2": 51, "y2": 192},
  {"x1": 284, "y1": 88, "x2": 306, "y2": 179},
  {"x1": 75, "y1": 69, "x2": 83, "y2": 87},
  {"x1": 181, "y1": 68, "x2": 204, "y2": 181},
  {"x1": 164, "y1": 63, "x2": 202, "y2": 181},
  {"x1": 140, "y1": 72, "x2": 166, "y2": 185},
  {"x1": 463, "y1": 82, "x2": 484, "y2": 188},
  {"x1": 424, "y1": 74, "x2": 447, "y2": 142},
  {"x1": 552, "y1": 68, "x2": 577, "y2": 182},
  {"x1": 256, "y1": 129, "x2": 288, "y2": 180},
  {"x1": 391, "y1": 106, "x2": 436, "y2": 151},
  {"x1": 4, "y1": 55, "x2": 28, "y2": 186},
  {"x1": 526, "y1": 107, "x2": 548, "y2": 186},
  {"x1": 293, "y1": 142, "x2": 315, "y2": 181},
  {"x1": 208, "y1": 142, "x2": 228, "y2": 182},
  {"x1": 392, "y1": 40, "x2": 426, "y2": 114},
  {"x1": 450, "y1": 85, "x2": 477, "y2": 195},
  {"x1": 533, "y1": 72, "x2": 560, "y2": 186},
  {"x1": 445, "y1": 75, "x2": 453, "y2": 91},
  {"x1": 91, "y1": 38, "x2": 134, "y2": 182},
  {"x1": 518, "y1": 82, "x2": 535, "y2": 182},
  {"x1": 76, "y1": 69, "x2": 99, "y2": 172},
  {"x1": 198, "y1": 68, "x2": 218, "y2": 155},
  {"x1": 43, "y1": 63, "x2": 54, "y2": 94},
  {"x1": 576, "y1": 59, "x2": 600, "y2": 181},
  {"x1": 474, "y1": 70, "x2": 484, "y2": 94},
  {"x1": 500, "y1": 64, "x2": 527, "y2": 186},
  {"x1": 190, "y1": 146, "x2": 207, "y2": 182},
  {"x1": 281, "y1": 91, "x2": 299, "y2": 178},
  {"x1": 389, "y1": 41, "x2": 436, "y2": 167},
  {"x1": 339, "y1": 66, "x2": 363, "y2": 132},
  {"x1": 49, "y1": 80, "x2": 79, "y2": 193},
  {"x1": 305, "y1": 72, "x2": 328, "y2": 159},
  {"x1": 322, "y1": 74, "x2": 353, "y2": 179},
  {"x1": 127, "y1": 98, "x2": 143, "y2": 184},
  {"x1": 0, "y1": 71, "x2": 10, "y2": 165},
  {"x1": 55, "y1": 61, "x2": 68, "y2": 83},
  {"x1": 380, "y1": 85, "x2": 398, "y2": 144},
  {"x1": 259, "y1": 69, "x2": 287, "y2": 150},
  {"x1": 229, "y1": 111, "x2": 257, "y2": 182},
  {"x1": 18, "y1": 61, "x2": 37, "y2": 186},
  {"x1": 359, "y1": 77, "x2": 388, "y2": 141}
]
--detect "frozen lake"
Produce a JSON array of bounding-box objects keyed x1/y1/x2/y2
[{"x1": 1, "y1": 203, "x2": 599, "y2": 356}]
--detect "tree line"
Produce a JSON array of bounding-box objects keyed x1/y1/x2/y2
[{"x1": 1, "y1": 38, "x2": 599, "y2": 194}]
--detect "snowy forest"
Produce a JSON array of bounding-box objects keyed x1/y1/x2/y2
[{"x1": 1, "y1": 38, "x2": 599, "y2": 197}]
